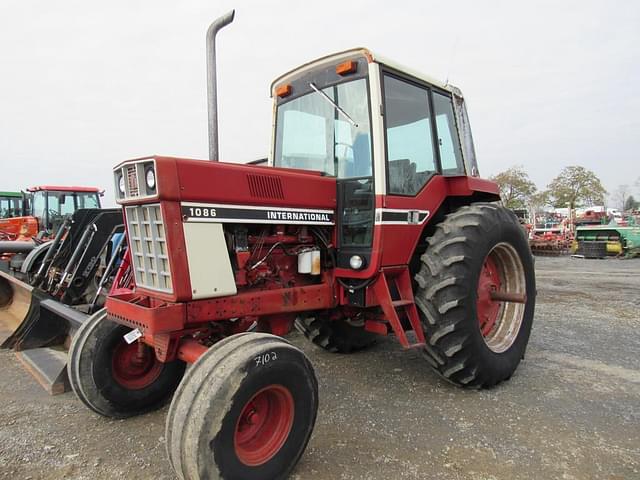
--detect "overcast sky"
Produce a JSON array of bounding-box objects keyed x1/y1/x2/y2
[{"x1": 1, "y1": 0, "x2": 639, "y2": 207}]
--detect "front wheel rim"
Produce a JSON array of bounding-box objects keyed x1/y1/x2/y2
[
  {"x1": 111, "y1": 341, "x2": 163, "y2": 390},
  {"x1": 234, "y1": 384, "x2": 294, "y2": 466},
  {"x1": 476, "y1": 242, "x2": 527, "y2": 353}
]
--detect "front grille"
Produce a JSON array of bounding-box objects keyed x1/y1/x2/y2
[
  {"x1": 126, "y1": 165, "x2": 139, "y2": 197},
  {"x1": 115, "y1": 159, "x2": 156, "y2": 202},
  {"x1": 125, "y1": 204, "x2": 172, "y2": 293}
]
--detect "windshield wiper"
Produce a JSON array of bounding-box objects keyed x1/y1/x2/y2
[{"x1": 309, "y1": 82, "x2": 358, "y2": 128}]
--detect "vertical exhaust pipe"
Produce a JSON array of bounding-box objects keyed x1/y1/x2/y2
[{"x1": 206, "y1": 9, "x2": 235, "y2": 161}]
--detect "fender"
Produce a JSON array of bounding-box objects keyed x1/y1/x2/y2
[{"x1": 20, "y1": 241, "x2": 52, "y2": 275}]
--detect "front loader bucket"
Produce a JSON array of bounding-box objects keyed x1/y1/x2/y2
[
  {"x1": 0, "y1": 270, "x2": 34, "y2": 347},
  {"x1": 0, "y1": 270, "x2": 88, "y2": 394}
]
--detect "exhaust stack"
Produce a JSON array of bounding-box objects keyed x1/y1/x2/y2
[{"x1": 206, "y1": 9, "x2": 235, "y2": 161}]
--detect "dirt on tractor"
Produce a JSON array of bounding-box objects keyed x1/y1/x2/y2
[{"x1": 0, "y1": 256, "x2": 638, "y2": 480}]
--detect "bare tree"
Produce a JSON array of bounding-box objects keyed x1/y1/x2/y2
[{"x1": 614, "y1": 185, "x2": 630, "y2": 211}]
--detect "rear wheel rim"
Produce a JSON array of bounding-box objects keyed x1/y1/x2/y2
[
  {"x1": 111, "y1": 341, "x2": 163, "y2": 390},
  {"x1": 234, "y1": 384, "x2": 294, "y2": 466},
  {"x1": 476, "y1": 242, "x2": 526, "y2": 353}
]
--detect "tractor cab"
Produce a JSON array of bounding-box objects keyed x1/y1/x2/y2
[
  {"x1": 270, "y1": 49, "x2": 491, "y2": 281},
  {"x1": 26, "y1": 186, "x2": 103, "y2": 234},
  {"x1": 0, "y1": 185, "x2": 103, "y2": 242},
  {"x1": 0, "y1": 191, "x2": 24, "y2": 218}
]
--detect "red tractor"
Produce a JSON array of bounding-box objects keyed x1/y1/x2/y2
[
  {"x1": 0, "y1": 185, "x2": 102, "y2": 241},
  {"x1": 68, "y1": 12, "x2": 535, "y2": 480}
]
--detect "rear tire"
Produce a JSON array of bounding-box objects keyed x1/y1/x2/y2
[
  {"x1": 414, "y1": 203, "x2": 536, "y2": 388},
  {"x1": 68, "y1": 309, "x2": 185, "y2": 418},
  {"x1": 166, "y1": 333, "x2": 318, "y2": 480},
  {"x1": 294, "y1": 314, "x2": 377, "y2": 353}
]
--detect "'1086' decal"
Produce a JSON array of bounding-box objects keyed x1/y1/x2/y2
[{"x1": 187, "y1": 207, "x2": 217, "y2": 218}]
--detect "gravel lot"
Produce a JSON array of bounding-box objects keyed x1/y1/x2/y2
[{"x1": 0, "y1": 256, "x2": 639, "y2": 479}]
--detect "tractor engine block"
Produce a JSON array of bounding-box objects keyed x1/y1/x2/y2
[{"x1": 226, "y1": 224, "x2": 331, "y2": 292}]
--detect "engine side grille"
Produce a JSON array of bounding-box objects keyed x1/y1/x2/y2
[
  {"x1": 125, "y1": 204, "x2": 172, "y2": 293},
  {"x1": 247, "y1": 174, "x2": 284, "y2": 200}
]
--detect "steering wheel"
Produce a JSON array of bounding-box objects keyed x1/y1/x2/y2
[{"x1": 45, "y1": 209, "x2": 65, "y2": 231}]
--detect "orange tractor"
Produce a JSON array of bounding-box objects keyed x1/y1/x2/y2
[
  {"x1": 0, "y1": 191, "x2": 32, "y2": 241},
  {"x1": 0, "y1": 191, "x2": 24, "y2": 219},
  {"x1": 65, "y1": 12, "x2": 535, "y2": 480},
  {"x1": 0, "y1": 186, "x2": 102, "y2": 242}
]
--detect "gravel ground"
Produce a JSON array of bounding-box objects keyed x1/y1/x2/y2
[{"x1": 0, "y1": 256, "x2": 639, "y2": 479}]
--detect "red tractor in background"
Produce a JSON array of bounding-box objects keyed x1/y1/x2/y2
[
  {"x1": 67, "y1": 12, "x2": 535, "y2": 480},
  {"x1": 0, "y1": 185, "x2": 102, "y2": 242}
]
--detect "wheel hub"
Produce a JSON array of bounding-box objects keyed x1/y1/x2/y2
[
  {"x1": 477, "y1": 256, "x2": 502, "y2": 337},
  {"x1": 476, "y1": 243, "x2": 527, "y2": 353},
  {"x1": 234, "y1": 384, "x2": 294, "y2": 466},
  {"x1": 111, "y1": 341, "x2": 163, "y2": 390}
]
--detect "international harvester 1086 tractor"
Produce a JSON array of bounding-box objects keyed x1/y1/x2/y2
[{"x1": 68, "y1": 11, "x2": 535, "y2": 480}]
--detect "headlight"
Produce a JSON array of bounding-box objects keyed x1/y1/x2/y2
[
  {"x1": 145, "y1": 168, "x2": 156, "y2": 190},
  {"x1": 118, "y1": 175, "x2": 125, "y2": 195},
  {"x1": 349, "y1": 255, "x2": 364, "y2": 270}
]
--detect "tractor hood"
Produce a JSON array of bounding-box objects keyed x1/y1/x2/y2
[{"x1": 114, "y1": 156, "x2": 337, "y2": 211}]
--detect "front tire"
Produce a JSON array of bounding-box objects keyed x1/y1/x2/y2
[
  {"x1": 166, "y1": 333, "x2": 318, "y2": 480},
  {"x1": 68, "y1": 309, "x2": 185, "y2": 418},
  {"x1": 414, "y1": 203, "x2": 536, "y2": 388}
]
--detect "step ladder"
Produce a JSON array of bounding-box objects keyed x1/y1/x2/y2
[{"x1": 369, "y1": 267, "x2": 426, "y2": 349}]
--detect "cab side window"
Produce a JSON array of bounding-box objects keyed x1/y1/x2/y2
[
  {"x1": 383, "y1": 75, "x2": 437, "y2": 195},
  {"x1": 32, "y1": 192, "x2": 46, "y2": 220},
  {"x1": 58, "y1": 194, "x2": 75, "y2": 215},
  {"x1": 432, "y1": 92, "x2": 465, "y2": 175}
]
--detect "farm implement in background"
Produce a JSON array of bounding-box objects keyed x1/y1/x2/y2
[
  {"x1": 0, "y1": 208, "x2": 129, "y2": 394},
  {"x1": 573, "y1": 221, "x2": 640, "y2": 259}
]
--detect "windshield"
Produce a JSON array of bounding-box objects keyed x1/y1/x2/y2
[
  {"x1": 274, "y1": 78, "x2": 372, "y2": 178},
  {"x1": 0, "y1": 196, "x2": 22, "y2": 218},
  {"x1": 47, "y1": 191, "x2": 100, "y2": 214},
  {"x1": 33, "y1": 191, "x2": 100, "y2": 220}
]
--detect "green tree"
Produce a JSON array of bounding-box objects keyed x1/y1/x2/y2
[
  {"x1": 530, "y1": 190, "x2": 551, "y2": 211},
  {"x1": 490, "y1": 166, "x2": 537, "y2": 209},
  {"x1": 625, "y1": 195, "x2": 638, "y2": 211},
  {"x1": 546, "y1": 166, "x2": 607, "y2": 209}
]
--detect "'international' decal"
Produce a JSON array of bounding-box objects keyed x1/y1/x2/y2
[{"x1": 181, "y1": 202, "x2": 334, "y2": 225}]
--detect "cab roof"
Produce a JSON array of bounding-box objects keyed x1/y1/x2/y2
[
  {"x1": 27, "y1": 185, "x2": 102, "y2": 193},
  {"x1": 271, "y1": 47, "x2": 462, "y2": 97},
  {"x1": 0, "y1": 191, "x2": 22, "y2": 197}
]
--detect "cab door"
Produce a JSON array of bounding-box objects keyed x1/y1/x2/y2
[{"x1": 379, "y1": 71, "x2": 466, "y2": 267}]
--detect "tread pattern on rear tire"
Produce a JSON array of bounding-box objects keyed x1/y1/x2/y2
[
  {"x1": 294, "y1": 315, "x2": 377, "y2": 354},
  {"x1": 414, "y1": 202, "x2": 536, "y2": 389}
]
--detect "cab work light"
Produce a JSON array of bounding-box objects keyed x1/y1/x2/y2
[{"x1": 336, "y1": 60, "x2": 357, "y2": 75}]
